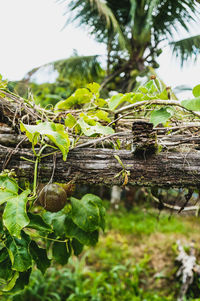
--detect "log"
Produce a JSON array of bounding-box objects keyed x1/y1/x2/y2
[{"x1": 1, "y1": 146, "x2": 200, "y2": 188}]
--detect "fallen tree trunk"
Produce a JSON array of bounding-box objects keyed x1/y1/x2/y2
[{"x1": 1, "y1": 146, "x2": 200, "y2": 188}]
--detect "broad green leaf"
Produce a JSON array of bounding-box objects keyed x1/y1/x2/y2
[
  {"x1": 71, "y1": 238, "x2": 83, "y2": 256},
  {"x1": 87, "y1": 82, "x2": 100, "y2": 97},
  {"x1": 93, "y1": 110, "x2": 111, "y2": 122},
  {"x1": 29, "y1": 241, "x2": 50, "y2": 274},
  {"x1": 55, "y1": 95, "x2": 77, "y2": 110},
  {"x1": 27, "y1": 213, "x2": 52, "y2": 233},
  {"x1": 108, "y1": 94, "x2": 123, "y2": 111},
  {"x1": 78, "y1": 118, "x2": 114, "y2": 136},
  {"x1": 6, "y1": 232, "x2": 32, "y2": 272},
  {"x1": 81, "y1": 194, "x2": 105, "y2": 231},
  {"x1": 64, "y1": 113, "x2": 77, "y2": 128},
  {"x1": 45, "y1": 211, "x2": 66, "y2": 237},
  {"x1": 52, "y1": 240, "x2": 71, "y2": 265},
  {"x1": 3, "y1": 189, "x2": 30, "y2": 238},
  {"x1": 150, "y1": 107, "x2": 172, "y2": 127},
  {"x1": 71, "y1": 196, "x2": 100, "y2": 232},
  {"x1": 20, "y1": 121, "x2": 70, "y2": 161},
  {"x1": 181, "y1": 97, "x2": 200, "y2": 111},
  {"x1": 193, "y1": 84, "x2": 200, "y2": 97},
  {"x1": 64, "y1": 215, "x2": 99, "y2": 246},
  {"x1": 44, "y1": 211, "x2": 99, "y2": 246},
  {"x1": 55, "y1": 88, "x2": 93, "y2": 110},
  {"x1": 74, "y1": 88, "x2": 93, "y2": 104},
  {"x1": 0, "y1": 175, "x2": 18, "y2": 205}
]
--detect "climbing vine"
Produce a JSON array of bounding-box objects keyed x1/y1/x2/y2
[{"x1": 1, "y1": 75, "x2": 200, "y2": 294}]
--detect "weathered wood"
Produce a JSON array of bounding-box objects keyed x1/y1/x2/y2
[{"x1": 1, "y1": 146, "x2": 200, "y2": 188}]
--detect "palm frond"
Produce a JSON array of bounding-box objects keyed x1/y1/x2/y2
[
  {"x1": 170, "y1": 35, "x2": 200, "y2": 66},
  {"x1": 152, "y1": 0, "x2": 200, "y2": 39},
  {"x1": 54, "y1": 55, "x2": 105, "y2": 83},
  {"x1": 62, "y1": 0, "x2": 127, "y2": 49},
  {"x1": 24, "y1": 55, "x2": 105, "y2": 85}
]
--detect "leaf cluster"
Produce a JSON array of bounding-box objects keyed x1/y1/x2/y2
[{"x1": 0, "y1": 171, "x2": 105, "y2": 294}]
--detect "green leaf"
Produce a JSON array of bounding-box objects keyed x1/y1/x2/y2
[
  {"x1": 55, "y1": 88, "x2": 93, "y2": 110},
  {"x1": 87, "y1": 82, "x2": 100, "y2": 97},
  {"x1": 193, "y1": 84, "x2": 200, "y2": 97},
  {"x1": 150, "y1": 107, "x2": 172, "y2": 127},
  {"x1": 74, "y1": 88, "x2": 93, "y2": 104},
  {"x1": 55, "y1": 95, "x2": 77, "y2": 110},
  {"x1": 181, "y1": 97, "x2": 200, "y2": 111},
  {"x1": 158, "y1": 89, "x2": 169, "y2": 100},
  {"x1": 81, "y1": 194, "x2": 105, "y2": 231},
  {"x1": 0, "y1": 253, "x2": 12, "y2": 281},
  {"x1": 8, "y1": 269, "x2": 31, "y2": 294},
  {"x1": 29, "y1": 240, "x2": 50, "y2": 274},
  {"x1": 71, "y1": 196, "x2": 100, "y2": 232},
  {"x1": 20, "y1": 121, "x2": 70, "y2": 161},
  {"x1": 94, "y1": 97, "x2": 107, "y2": 107},
  {"x1": 1, "y1": 272, "x2": 19, "y2": 292},
  {"x1": 71, "y1": 238, "x2": 83, "y2": 256},
  {"x1": 94, "y1": 110, "x2": 111, "y2": 122},
  {"x1": 6, "y1": 232, "x2": 32, "y2": 272},
  {"x1": 64, "y1": 215, "x2": 99, "y2": 246},
  {"x1": 43, "y1": 210, "x2": 75, "y2": 238},
  {"x1": 0, "y1": 175, "x2": 18, "y2": 205},
  {"x1": 78, "y1": 118, "x2": 114, "y2": 136},
  {"x1": 138, "y1": 86, "x2": 148, "y2": 94},
  {"x1": 52, "y1": 240, "x2": 71, "y2": 265},
  {"x1": 0, "y1": 75, "x2": 8, "y2": 89},
  {"x1": 0, "y1": 247, "x2": 8, "y2": 263},
  {"x1": 27, "y1": 213, "x2": 52, "y2": 233},
  {"x1": 108, "y1": 94, "x2": 123, "y2": 111},
  {"x1": 44, "y1": 212, "x2": 99, "y2": 246},
  {"x1": 3, "y1": 189, "x2": 30, "y2": 238},
  {"x1": 64, "y1": 113, "x2": 77, "y2": 128},
  {"x1": 145, "y1": 80, "x2": 156, "y2": 92}
]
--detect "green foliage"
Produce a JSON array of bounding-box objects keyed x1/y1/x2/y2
[
  {"x1": 71, "y1": 194, "x2": 105, "y2": 232},
  {"x1": 2, "y1": 75, "x2": 200, "y2": 297},
  {"x1": 20, "y1": 121, "x2": 70, "y2": 161},
  {"x1": 0, "y1": 170, "x2": 105, "y2": 294},
  {"x1": 3, "y1": 190, "x2": 30, "y2": 239},
  {"x1": 55, "y1": 0, "x2": 200, "y2": 92},
  {"x1": 181, "y1": 97, "x2": 200, "y2": 111},
  {"x1": 150, "y1": 107, "x2": 174, "y2": 127},
  {"x1": 193, "y1": 84, "x2": 200, "y2": 98}
]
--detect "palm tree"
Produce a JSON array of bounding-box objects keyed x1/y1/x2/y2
[
  {"x1": 59, "y1": 0, "x2": 200, "y2": 92},
  {"x1": 25, "y1": 0, "x2": 200, "y2": 99}
]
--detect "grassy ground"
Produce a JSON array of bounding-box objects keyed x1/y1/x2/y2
[{"x1": 6, "y1": 204, "x2": 200, "y2": 301}]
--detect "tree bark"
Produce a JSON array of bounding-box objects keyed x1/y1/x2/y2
[{"x1": 1, "y1": 146, "x2": 200, "y2": 188}]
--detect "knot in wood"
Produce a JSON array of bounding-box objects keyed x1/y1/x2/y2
[{"x1": 132, "y1": 121, "x2": 157, "y2": 157}]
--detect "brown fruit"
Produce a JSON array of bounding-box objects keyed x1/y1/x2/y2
[{"x1": 38, "y1": 183, "x2": 67, "y2": 212}]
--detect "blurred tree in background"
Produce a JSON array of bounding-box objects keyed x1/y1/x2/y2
[{"x1": 9, "y1": 0, "x2": 200, "y2": 106}]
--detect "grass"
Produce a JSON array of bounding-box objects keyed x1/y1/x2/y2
[{"x1": 106, "y1": 207, "x2": 197, "y2": 235}]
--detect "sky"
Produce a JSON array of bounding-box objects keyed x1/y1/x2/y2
[{"x1": 0, "y1": 0, "x2": 200, "y2": 97}]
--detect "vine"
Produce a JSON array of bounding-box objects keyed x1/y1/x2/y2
[{"x1": 1, "y1": 76, "x2": 200, "y2": 294}]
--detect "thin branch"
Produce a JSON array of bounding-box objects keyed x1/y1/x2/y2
[
  {"x1": 115, "y1": 99, "x2": 200, "y2": 118},
  {"x1": 73, "y1": 132, "x2": 130, "y2": 149}
]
